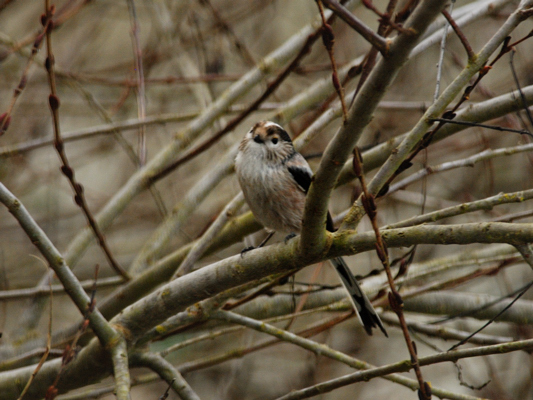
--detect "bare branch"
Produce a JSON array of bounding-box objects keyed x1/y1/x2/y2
[{"x1": 320, "y1": 0, "x2": 389, "y2": 55}]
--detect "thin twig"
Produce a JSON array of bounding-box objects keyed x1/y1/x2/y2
[
  {"x1": 360, "y1": 0, "x2": 409, "y2": 33},
  {"x1": 172, "y1": 193, "x2": 244, "y2": 279},
  {"x1": 0, "y1": 276, "x2": 124, "y2": 301},
  {"x1": 149, "y1": 25, "x2": 323, "y2": 183},
  {"x1": 509, "y1": 48, "x2": 533, "y2": 129},
  {"x1": 320, "y1": 0, "x2": 389, "y2": 55},
  {"x1": 388, "y1": 143, "x2": 533, "y2": 193},
  {"x1": 316, "y1": 0, "x2": 348, "y2": 120},
  {"x1": 434, "y1": 0, "x2": 454, "y2": 102},
  {"x1": 15, "y1": 268, "x2": 53, "y2": 400},
  {"x1": 352, "y1": 148, "x2": 431, "y2": 399},
  {"x1": 42, "y1": 4, "x2": 129, "y2": 280},
  {"x1": 447, "y1": 281, "x2": 533, "y2": 350},
  {"x1": 442, "y1": 6, "x2": 475, "y2": 61},
  {"x1": 199, "y1": 0, "x2": 256, "y2": 66},
  {"x1": 0, "y1": 18, "x2": 49, "y2": 136},
  {"x1": 380, "y1": 313, "x2": 513, "y2": 345},
  {"x1": 126, "y1": 0, "x2": 147, "y2": 165},
  {"x1": 429, "y1": 117, "x2": 533, "y2": 137}
]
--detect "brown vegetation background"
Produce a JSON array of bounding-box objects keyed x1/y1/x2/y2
[{"x1": 1, "y1": 0, "x2": 533, "y2": 399}]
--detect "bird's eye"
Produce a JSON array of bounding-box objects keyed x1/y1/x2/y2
[{"x1": 271, "y1": 138, "x2": 279, "y2": 145}]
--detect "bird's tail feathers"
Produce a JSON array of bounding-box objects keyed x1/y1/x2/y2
[{"x1": 331, "y1": 257, "x2": 388, "y2": 337}]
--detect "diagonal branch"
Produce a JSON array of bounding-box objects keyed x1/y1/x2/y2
[
  {"x1": 214, "y1": 310, "x2": 484, "y2": 400},
  {"x1": 2, "y1": 220, "x2": 533, "y2": 398},
  {"x1": 42, "y1": 3, "x2": 129, "y2": 280},
  {"x1": 320, "y1": 0, "x2": 389, "y2": 55},
  {"x1": 441, "y1": 8, "x2": 475, "y2": 60},
  {"x1": 301, "y1": 0, "x2": 448, "y2": 258},
  {"x1": 0, "y1": 183, "x2": 118, "y2": 345},
  {"x1": 131, "y1": 352, "x2": 200, "y2": 400},
  {"x1": 365, "y1": 0, "x2": 533, "y2": 201}
]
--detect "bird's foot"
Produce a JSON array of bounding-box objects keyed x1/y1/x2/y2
[
  {"x1": 240, "y1": 246, "x2": 255, "y2": 257},
  {"x1": 284, "y1": 233, "x2": 297, "y2": 243}
]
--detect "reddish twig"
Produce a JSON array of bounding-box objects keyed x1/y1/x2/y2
[
  {"x1": 352, "y1": 0, "x2": 398, "y2": 100},
  {"x1": 352, "y1": 147, "x2": 432, "y2": 400},
  {"x1": 441, "y1": 9, "x2": 475, "y2": 60},
  {"x1": 42, "y1": 3, "x2": 129, "y2": 280},
  {"x1": 316, "y1": 0, "x2": 348, "y2": 120},
  {"x1": 361, "y1": 0, "x2": 411, "y2": 33},
  {"x1": 379, "y1": 31, "x2": 533, "y2": 195},
  {"x1": 0, "y1": 25, "x2": 48, "y2": 137}
]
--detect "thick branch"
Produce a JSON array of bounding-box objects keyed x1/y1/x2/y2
[
  {"x1": 301, "y1": 0, "x2": 447, "y2": 257},
  {"x1": 366, "y1": 0, "x2": 533, "y2": 198}
]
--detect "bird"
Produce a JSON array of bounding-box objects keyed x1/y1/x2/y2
[{"x1": 235, "y1": 120, "x2": 387, "y2": 336}]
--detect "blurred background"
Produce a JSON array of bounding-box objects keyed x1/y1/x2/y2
[{"x1": 1, "y1": 0, "x2": 533, "y2": 399}]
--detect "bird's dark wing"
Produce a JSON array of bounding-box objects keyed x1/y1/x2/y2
[
  {"x1": 288, "y1": 165, "x2": 312, "y2": 193},
  {"x1": 288, "y1": 164, "x2": 337, "y2": 232}
]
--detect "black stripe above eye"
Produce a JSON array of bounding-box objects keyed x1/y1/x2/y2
[{"x1": 267, "y1": 126, "x2": 292, "y2": 143}]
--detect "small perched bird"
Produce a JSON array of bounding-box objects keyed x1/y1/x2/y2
[{"x1": 235, "y1": 121, "x2": 387, "y2": 336}]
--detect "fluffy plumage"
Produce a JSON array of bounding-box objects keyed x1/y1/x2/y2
[{"x1": 235, "y1": 121, "x2": 387, "y2": 336}]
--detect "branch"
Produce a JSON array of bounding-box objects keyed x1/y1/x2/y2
[
  {"x1": 515, "y1": 243, "x2": 533, "y2": 271},
  {"x1": 110, "y1": 339, "x2": 131, "y2": 400},
  {"x1": 388, "y1": 143, "x2": 533, "y2": 193},
  {"x1": 42, "y1": 3, "x2": 129, "y2": 280},
  {"x1": 214, "y1": 310, "x2": 480, "y2": 400},
  {"x1": 365, "y1": 0, "x2": 533, "y2": 199},
  {"x1": 125, "y1": 0, "x2": 147, "y2": 165},
  {"x1": 320, "y1": 0, "x2": 389, "y2": 55},
  {"x1": 115, "y1": 222, "x2": 533, "y2": 344},
  {"x1": 429, "y1": 117, "x2": 533, "y2": 137},
  {"x1": 404, "y1": 291, "x2": 533, "y2": 325},
  {"x1": 172, "y1": 193, "x2": 244, "y2": 279},
  {"x1": 129, "y1": 146, "x2": 237, "y2": 274},
  {"x1": 0, "y1": 183, "x2": 126, "y2": 398},
  {"x1": 337, "y1": 84, "x2": 533, "y2": 187},
  {"x1": 131, "y1": 352, "x2": 200, "y2": 400},
  {"x1": 274, "y1": 336, "x2": 533, "y2": 400},
  {"x1": 0, "y1": 183, "x2": 117, "y2": 343},
  {"x1": 0, "y1": 276, "x2": 123, "y2": 301},
  {"x1": 301, "y1": 0, "x2": 448, "y2": 257},
  {"x1": 385, "y1": 188, "x2": 533, "y2": 229},
  {"x1": 0, "y1": 106, "x2": 279, "y2": 158}
]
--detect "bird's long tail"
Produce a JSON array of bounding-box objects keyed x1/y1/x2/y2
[{"x1": 331, "y1": 257, "x2": 388, "y2": 337}]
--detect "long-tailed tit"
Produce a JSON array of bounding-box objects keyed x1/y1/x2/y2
[{"x1": 235, "y1": 121, "x2": 387, "y2": 336}]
